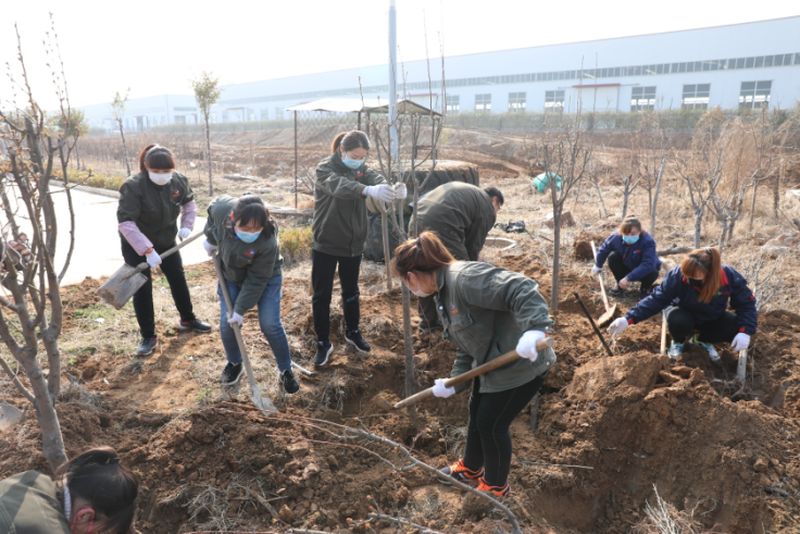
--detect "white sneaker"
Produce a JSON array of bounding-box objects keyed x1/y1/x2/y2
[
  {"x1": 667, "y1": 342, "x2": 684, "y2": 360},
  {"x1": 696, "y1": 341, "x2": 720, "y2": 363}
]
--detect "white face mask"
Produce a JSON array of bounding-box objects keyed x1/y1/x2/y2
[
  {"x1": 148, "y1": 171, "x2": 172, "y2": 186},
  {"x1": 409, "y1": 287, "x2": 434, "y2": 298}
]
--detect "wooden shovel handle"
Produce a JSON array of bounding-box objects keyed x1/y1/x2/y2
[
  {"x1": 393, "y1": 337, "x2": 553, "y2": 409},
  {"x1": 590, "y1": 240, "x2": 611, "y2": 312},
  {"x1": 134, "y1": 232, "x2": 204, "y2": 272}
]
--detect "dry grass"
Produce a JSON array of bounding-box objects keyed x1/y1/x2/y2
[
  {"x1": 633, "y1": 485, "x2": 704, "y2": 534},
  {"x1": 280, "y1": 226, "x2": 313, "y2": 267}
]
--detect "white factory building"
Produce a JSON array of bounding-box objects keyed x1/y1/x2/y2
[{"x1": 81, "y1": 16, "x2": 800, "y2": 131}]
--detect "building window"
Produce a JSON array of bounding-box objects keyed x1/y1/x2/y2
[
  {"x1": 544, "y1": 90, "x2": 565, "y2": 112},
  {"x1": 739, "y1": 80, "x2": 771, "y2": 110},
  {"x1": 475, "y1": 93, "x2": 492, "y2": 112},
  {"x1": 681, "y1": 83, "x2": 710, "y2": 110},
  {"x1": 631, "y1": 86, "x2": 656, "y2": 111},
  {"x1": 508, "y1": 92, "x2": 526, "y2": 112},
  {"x1": 446, "y1": 95, "x2": 460, "y2": 113}
]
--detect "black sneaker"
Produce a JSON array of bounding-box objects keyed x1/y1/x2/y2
[
  {"x1": 345, "y1": 329, "x2": 371, "y2": 353},
  {"x1": 179, "y1": 318, "x2": 212, "y2": 333},
  {"x1": 314, "y1": 341, "x2": 333, "y2": 368},
  {"x1": 280, "y1": 369, "x2": 300, "y2": 394},
  {"x1": 220, "y1": 362, "x2": 244, "y2": 386},
  {"x1": 136, "y1": 336, "x2": 158, "y2": 357}
]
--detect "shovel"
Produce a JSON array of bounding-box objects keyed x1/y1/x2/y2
[
  {"x1": 213, "y1": 254, "x2": 278, "y2": 414},
  {"x1": 97, "y1": 232, "x2": 203, "y2": 309},
  {"x1": 393, "y1": 337, "x2": 553, "y2": 409},
  {"x1": 590, "y1": 240, "x2": 618, "y2": 328}
]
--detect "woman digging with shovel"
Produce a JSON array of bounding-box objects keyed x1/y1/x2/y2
[
  {"x1": 592, "y1": 215, "x2": 661, "y2": 297},
  {"x1": 117, "y1": 144, "x2": 211, "y2": 357},
  {"x1": 203, "y1": 194, "x2": 299, "y2": 393},
  {"x1": 392, "y1": 231, "x2": 556, "y2": 497}
]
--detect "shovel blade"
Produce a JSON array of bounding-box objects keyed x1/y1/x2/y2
[
  {"x1": 97, "y1": 264, "x2": 148, "y2": 309},
  {"x1": 597, "y1": 305, "x2": 618, "y2": 328}
]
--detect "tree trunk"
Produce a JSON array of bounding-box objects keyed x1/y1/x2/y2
[
  {"x1": 592, "y1": 176, "x2": 608, "y2": 218},
  {"x1": 551, "y1": 217, "x2": 561, "y2": 312},
  {"x1": 694, "y1": 208, "x2": 703, "y2": 247},
  {"x1": 749, "y1": 181, "x2": 759, "y2": 233},
  {"x1": 773, "y1": 161, "x2": 783, "y2": 218},
  {"x1": 117, "y1": 122, "x2": 130, "y2": 176},
  {"x1": 649, "y1": 161, "x2": 665, "y2": 239},
  {"x1": 205, "y1": 115, "x2": 213, "y2": 196},
  {"x1": 20, "y1": 354, "x2": 67, "y2": 472},
  {"x1": 621, "y1": 189, "x2": 630, "y2": 219}
]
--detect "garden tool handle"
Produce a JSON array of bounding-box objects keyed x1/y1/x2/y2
[{"x1": 134, "y1": 232, "x2": 204, "y2": 273}]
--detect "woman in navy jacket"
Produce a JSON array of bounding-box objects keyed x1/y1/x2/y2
[
  {"x1": 608, "y1": 247, "x2": 757, "y2": 361},
  {"x1": 593, "y1": 216, "x2": 661, "y2": 296}
]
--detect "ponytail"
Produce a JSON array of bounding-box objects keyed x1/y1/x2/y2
[
  {"x1": 331, "y1": 130, "x2": 370, "y2": 154},
  {"x1": 392, "y1": 231, "x2": 455, "y2": 278},
  {"x1": 680, "y1": 247, "x2": 722, "y2": 303}
]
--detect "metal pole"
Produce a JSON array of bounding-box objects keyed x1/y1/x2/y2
[
  {"x1": 293, "y1": 110, "x2": 298, "y2": 209},
  {"x1": 388, "y1": 0, "x2": 399, "y2": 162}
]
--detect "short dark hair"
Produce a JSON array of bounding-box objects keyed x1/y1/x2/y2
[
  {"x1": 233, "y1": 194, "x2": 275, "y2": 238},
  {"x1": 57, "y1": 447, "x2": 138, "y2": 534},
  {"x1": 138, "y1": 144, "x2": 175, "y2": 173},
  {"x1": 484, "y1": 186, "x2": 504, "y2": 206},
  {"x1": 619, "y1": 216, "x2": 642, "y2": 234}
]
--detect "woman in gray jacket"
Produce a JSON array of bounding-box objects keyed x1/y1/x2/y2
[{"x1": 392, "y1": 231, "x2": 556, "y2": 497}]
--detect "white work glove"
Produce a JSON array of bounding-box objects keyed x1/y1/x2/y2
[
  {"x1": 203, "y1": 240, "x2": 218, "y2": 257},
  {"x1": 178, "y1": 227, "x2": 191, "y2": 241},
  {"x1": 393, "y1": 182, "x2": 408, "y2": 200},
  {"x1": 145, "y1": 250, "x2": 162, "y2": 269},
  {"x1": 618, "y1": 277, "x2": 630, "y2": 290},
  {"x1": 515, "y1": 330, "x2": 546, "y2": 362},
  {"x1": 431, "y1": 378, "x2": 456, "y2": 399},
  {"x1": 227, "y1": 312, "x2": 244, "y2": 327},
  {"x1": 608, "y1": 317, "x2": 629, "y2": 336},
  {"x1": 730, "y1": 332, "x2": 750, "y2": 352},
  {"x1": 364, "y1": 184, "x2": 394, "y2": 203},
  {"x1": 591, "y1": 265, "x2": 602, "y2": 276}
]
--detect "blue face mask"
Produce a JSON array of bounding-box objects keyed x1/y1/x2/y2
[
  {"x1": 235, "y1": 229, "x2": 262, "y2": 243},
  {"x1": 622, "y1": 234, "x2": 640, "y2": 245},
  {"x1": 341, "y1": 154, "x2": 365, "y2": 170}
]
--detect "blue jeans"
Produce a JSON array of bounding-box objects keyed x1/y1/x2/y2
[{"x1": 218, "y1": 274, "x2": 292, "y2": 372}]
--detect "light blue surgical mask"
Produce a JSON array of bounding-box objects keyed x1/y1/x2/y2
[
  {"x1": 235, "y1": 229, "x2": 262, "y2": 243},
  {"x1": 622, "y1": 234, "x2": 640, "y2": 245},
  {"x1": 341, "y1": 155, "x2": 364, "y2": 170}
]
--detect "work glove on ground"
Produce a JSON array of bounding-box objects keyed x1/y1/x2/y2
[
  {"x1": 591, "y1": 265, "x2": 602, "y2": 276},
  {"x1": 394, "y1": 183, "x2": 408, "y2": 200},
  {"x1": 227, "y1": 312, "x2": 244, "y2": 328},
  {"x1": 432, "y1": 378, "x2": 456, "y2": 398},
  {"x1": 608, "y1": 317, "x2": 629, "y2": 336},
  {"x1": 515, "y1": 330, "x2": 546, "y2": 362},
  {"x1": 203, "y1": 240, "x2": 218, "y2": 257},
  {"x1": 145, "y1": 250, "x2": 162, "y2": 269},
  {"x1": 730, "y1": 332, "x2": 750, "y2": 352},
  {"x1": 178, "y1": 227, "x2": 191, "y2": 241},
  {"x1": 364, "y1": 184, "x2": 394, "y2": 203}
]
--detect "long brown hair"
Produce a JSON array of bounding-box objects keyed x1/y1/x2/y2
[
  {"x1": 680, "y1": 247, "x2": 722, "y2": 303},
  {"x1": 58, "y1": 447, "x2": 138, "y2": 534},
  {"x1": 392, "y1": 231, "x2": 455, "y2": 278},
  {"x1": 331, "y1": 130, "x2": 370, "y2": 154},
  {"x1": 138, "y1": 144, "x2": 175, "y2": 173}
]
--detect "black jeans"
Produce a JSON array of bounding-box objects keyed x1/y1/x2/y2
[
  {"x1": 607, "y1": 251, "x2": 658, "y2": 290},
  {"x1": 463, "y1": 374, "x2": 545, "y2": 487},
  {"x1": 121, "y1": 239, "x2": 195, "y2": 339},
  {"x1": 667, "y1": 308, "x2": 740, "y2": 344},
  {"x1": 311, "y1": 250, "x2": 362, "y2": 342}
]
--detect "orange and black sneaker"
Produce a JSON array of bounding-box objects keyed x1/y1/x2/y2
[
  {"x1": 476, "y1": 478, "x2": 510, "y2": 497},
  {"x1": 440, "y1": 459, "x2": 484, "y2": 487}
]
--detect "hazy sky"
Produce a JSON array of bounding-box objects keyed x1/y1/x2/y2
[{"x1": 2, "y1": 0, "x2": 798, "y2": 109}]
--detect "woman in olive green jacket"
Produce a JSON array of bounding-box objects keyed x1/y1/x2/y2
[{"x1": 393, "y1": 231, "x2": 556, "y2": 497}]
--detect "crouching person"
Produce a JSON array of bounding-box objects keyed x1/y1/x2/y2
[
  {"x1": 392, "y1": 231, "x2": 556, "y2": 497},
  {"x1": 204, "y1": 194, "x2": 299, "y2": 393},
  {"x1": 608, "y1": 246, "x2": 757, "y2": 361},
  {"x1": 593, "y1": 216, "x2": 661, "y2": 297},
  {"x1": 0, "y1": 447, "x2": 138, "y2": 533}
]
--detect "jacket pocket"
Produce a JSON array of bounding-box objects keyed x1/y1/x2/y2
[{"x1": 447, "y1": 312, "x2": 479, "y2": 355}]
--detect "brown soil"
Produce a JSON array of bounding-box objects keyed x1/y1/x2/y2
[{"x1": 3, "y1": 131, "x2": 800, "y2": 533}]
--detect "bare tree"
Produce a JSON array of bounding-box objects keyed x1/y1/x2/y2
[
  {"x1": 539, "y1": 123, "x2": 591, "y2": 311},
  {"x1": 111, "y1": 89, "x2": 131, "y2": 175},
  {"x1": 192, "y1": 71, "x2": 221, "y2": 195},
  {"x1": 636, "y1": 113, "x2": 669, "y2": 238},
  {"x1": 674, "y1": 109, "x2": 727, "y2": 247},
  {"x1": 0, "y1": 21, "x2": 78, "y2": 471}
]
